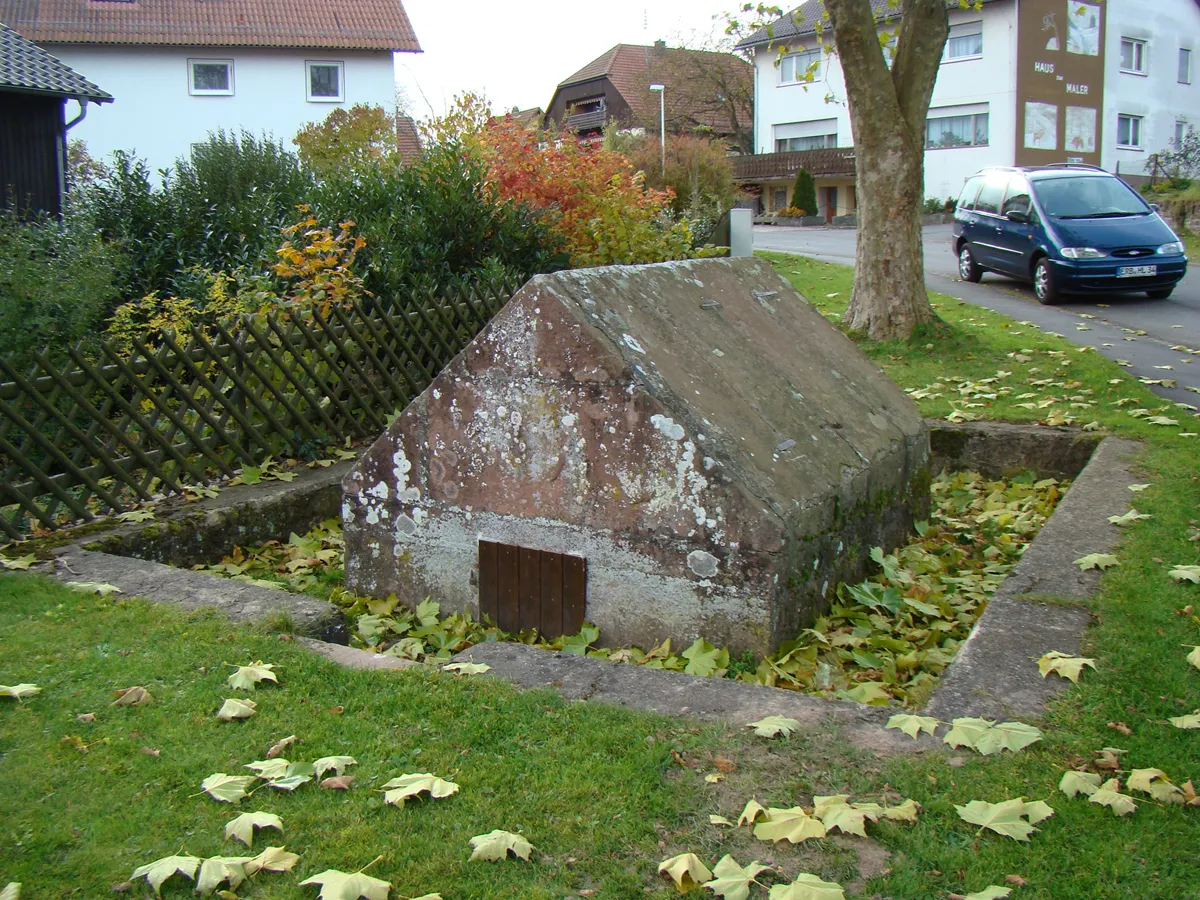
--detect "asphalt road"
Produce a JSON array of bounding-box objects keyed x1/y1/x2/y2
[{"x1": 755, "y1": 223, "x2": 1200, "y2": 408}]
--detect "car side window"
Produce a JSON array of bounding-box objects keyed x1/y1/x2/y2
[
  {"x1": 973, "y1": 173, "x2": 1009, "y2": 215},
  {"x1": 1001, "y1": 179, "x2": 1033, "y2": 219},
  {"x1": 957, "y1": 176, "x2": 983, "y2": 211}
]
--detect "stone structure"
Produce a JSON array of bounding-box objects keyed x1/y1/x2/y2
[{"x1": 343, "y1": 258, "x2": 928, "y2": 654}]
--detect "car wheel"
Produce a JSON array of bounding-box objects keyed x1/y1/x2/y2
[
  {"x1": 1033, "y1": 257, "x2": 1059, "y2": 305},
  {"x1": 958, "y1": 244, "x2": 983, "y2": 283},
  {"x1": 1146, "y1": 287, "x2": 1174, "y2": 300}
]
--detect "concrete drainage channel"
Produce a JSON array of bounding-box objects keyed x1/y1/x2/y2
[{"x1": 39, "y1": 421, "x2": 1139, "y2": 751}]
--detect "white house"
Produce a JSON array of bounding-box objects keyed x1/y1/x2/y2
[
  {"x1": 736, "y1": 0, "x2": 1200, "y2": 217},
  {"x1": 0, "y1": 0, "x2": 420, "y2": 172}
]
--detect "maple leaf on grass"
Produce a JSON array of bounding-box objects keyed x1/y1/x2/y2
[
  {"x1": 752, "y1": 807, "x2": 827, "y2": 843},
  {"x1": 1188, "y1": 646, "x2": 1200, "y2": 670},
  {"x1": 266, "y1": 734, "x2": 298, "y2": 758},
  {"x1": 111, "y1": 685, "x2": 152, "y2": 706},
  {"x1": 1107, "y1": 508, "x2": 1151, "y2": 526},
  {"x1": 0, "y1": 683, "x2": 39, "y2": 701},
  {"x1": 1127, "y1": 768, "x2": 1184, "y2": 803},
  {"x1": 66, "y1": 581, "x2": 122, "y2": 595},
  {"x1": 1037, "y1": 651, "x2": 1096, "y2": 683},
  {"x1": 197, "y1": 856, "x2": 251, "y2": 895},
  {"x1": 954, "y1": 797, "x2": 1053, "y2": 842},
  {"x1": 1169, "y1": 565, "x2": 1200, "y2": 584},
  {"x1": 1058, "y1": 771, "x2": 1101, "y2": 798},
  {"x1": 746, "y1": 716, "x2": 801, "y2": 738},
  {"x1": 1168, "y1": 710, "x2": 1200, "y2": 729},
  {"x1": 1074, "y1": 553, "x2": 1120, "y2": 571},
  {"x1": 1089, "y1": 779, "x2": 1138, "y2": 816},
  {"x1": 709, "y1": 814, "x2": 734, "y2": 827},
  {"x1": 313, "y1": 756, "x2": 357, "y2": 779},
  {"x1": 131, "y1": 855, "x2": 202, "y2": 895},
  {"x1": 885, "y1": 713, "x2": 938, "y2": 740},
  {"x1": 767, "y1": 873, "x2": 845, "y2": 899},
  {"x1": 467, "y1": 830, "x2": 534, "y2": 862},
  {"x1": 200, "y1": 773, "x2": 258, "y2": 804},
  {"x1": 943, "y1": 718, "x2": 1042, "y2": 755},
  {"x1": 244, "y1": 846, "x2": 299, "y2": 876},
  {"x1": 245, "y1": 758, "x2": 291, "y2": 780},
  {"x1": 381, "y1": 773, "x2": 459, "y2": 807},
  {"x1": 954, "y1": 888, "x2": 1011, "y2": 900},
  {"x1": 264, "y1": 762, "x2": 315, "y2": 791},
  {"x1": 703, "y1": 855, "x2": 771, "y2": 900},
  {"x1": 216, "y1": 698, "x2": 257, "y2": 721},
  {"x1": 738, "y1": 798, "x2": 768, "y2": 827},
  {"x1": 225, "y1": 811, "x2": 282, "y2": 847},
  {"x1": 813, "y1": 795, "x2": 869, "y2": 837},
  {"x1": 227, "y1": 661, "x2": 278, "y2": 690},
  {"x1": 321, "y1": 775, "x2": 357, "y2": 790},
  {"x1": 0, "y1": 884, "x2": 18, "y2": 900},
  {"x1": 0, "y1": 553, "x2": 35, "y2": 569},
  {"x1": 441, "y1": 662, "x2": 491, "y2": 675},
  {"x1": 299, "y1": 860, "x2": 390, "y2": 900},
  {"x1": 658, "y1": 853, "x2": 713, "y2": 891}
]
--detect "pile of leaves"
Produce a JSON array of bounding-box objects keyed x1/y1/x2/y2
[{"x1": 197, "y1": 471, "x2": 1065, "y2": 706}]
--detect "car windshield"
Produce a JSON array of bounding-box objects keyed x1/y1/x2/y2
[{"x1": 1031, "y1": 175, "x2": 1150, "y2": 219}]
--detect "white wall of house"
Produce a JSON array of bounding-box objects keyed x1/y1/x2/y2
[
  {"x1": 1104, "y1": 0, "x2": 1199, "y2": 176},
  {"x1": 750, "y1": 3, "x2": 1018, "y2": 203},
  {"x1": 50, "y1": 45, "x2": 398, "y2": 172},
  {"x1": 748, "y1": 0, "x2": 1200, "y2": 203}
]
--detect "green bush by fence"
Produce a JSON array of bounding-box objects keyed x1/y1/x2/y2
[{"x1": 0, "y1": 280, "x2": 514, "y2": 540}]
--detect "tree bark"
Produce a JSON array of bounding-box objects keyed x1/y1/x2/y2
[{"x1": 824, "y1": 0, "x2": 949, "y2": 340}]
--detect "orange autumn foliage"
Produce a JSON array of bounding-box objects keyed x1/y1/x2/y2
[{"x1": 477, "y1": 117, "x2": 694, "y2": 267}]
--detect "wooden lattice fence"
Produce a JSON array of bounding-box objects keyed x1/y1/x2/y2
[{"x1": 0, "y1": 282, "x2": 514, "y2": 539}]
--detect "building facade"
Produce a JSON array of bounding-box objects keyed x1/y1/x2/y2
[
  {"x1": 738, "y1": 0, "x2": 1199, "y2": 212},
  {"x1": 1, "y1": 0, "x2": 419, "y2": 173}
]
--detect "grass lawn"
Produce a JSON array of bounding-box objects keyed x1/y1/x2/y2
[{"x1": 3, "y1": 252, "x2": 1199, "y2": 900}]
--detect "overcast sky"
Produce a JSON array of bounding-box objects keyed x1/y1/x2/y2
[{"x1": 393, "y1": 0, "x2": 738, "y2": 119}]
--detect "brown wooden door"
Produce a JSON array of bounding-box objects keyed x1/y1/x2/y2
[{"x1": 478, "y1": 540, "x2": 586, "y2": 638}]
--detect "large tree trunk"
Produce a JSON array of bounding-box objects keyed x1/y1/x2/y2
[{"x1": 825, "y1": 0, "x2": 949, "y2": 340}]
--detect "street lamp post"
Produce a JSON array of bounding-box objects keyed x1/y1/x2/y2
[{"x1": 649, "y1": 83, "x2": 665, "y2": 173}]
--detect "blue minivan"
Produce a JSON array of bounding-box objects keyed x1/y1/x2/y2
[{"x1": 952, "y1": 164, "x2": 1188, "y2": 304}]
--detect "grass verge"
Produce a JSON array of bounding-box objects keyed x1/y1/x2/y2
[{"x1": 2, "y1": 252, "x2": 1198, "y2": 899}]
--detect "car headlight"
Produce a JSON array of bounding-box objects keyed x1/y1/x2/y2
[
  {"x1": 1060, "y1": 247, "x2": 1107, "y2": 259},
  {"x1": 1157, "y1": 241, "x2": 1185, "y2": 255}
]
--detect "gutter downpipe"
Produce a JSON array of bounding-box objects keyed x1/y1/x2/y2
[{"x1": 59, "y1": 98, "x2": 89, "y2": 212}]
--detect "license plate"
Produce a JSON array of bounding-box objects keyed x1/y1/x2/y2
[{"x1": 1117, "y1": 265, "x2": 1157, "y2": 277}]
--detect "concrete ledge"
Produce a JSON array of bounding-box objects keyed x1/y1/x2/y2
[
  {"x1": 81, "y1": 461, "x2": 355, "y2": 568},
  {"x1": 53, "y1": 548, "x2": 348, "y2": 644},
  {"x1": 924, "y1": 436, "x2": 1140, "y2": 721},
  {"x1": 296, "y1": 637, "x2": 416, "y2": 670},
  {"x1": 450, "y1": 641, "x2": 904, "y2": 751},
  {"x1": 927, "y1": 421, "x2": 1102, "y2": 481}
]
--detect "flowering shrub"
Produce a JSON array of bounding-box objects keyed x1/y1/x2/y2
[{"x1": 478, "y1": 118, "x2": 694, "y2": 267}]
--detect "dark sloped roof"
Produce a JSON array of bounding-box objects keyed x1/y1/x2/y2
[
  {"x1": 0, "y1": 20, "x2": 111, "y2": 99},
  {"x1": 0, "y1": 0, "x2": 420, "y2": 51},
  {"x1": 553, "y1": 43, "x2": 752, "y2": 132},
  {"x1": 736, "y1": 0, "x2": 1004, "y2": 49}
]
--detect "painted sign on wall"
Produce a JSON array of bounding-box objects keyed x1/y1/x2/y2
[{"x1": 1015, "y1": 0, "x2": 1106, "y2": 167}]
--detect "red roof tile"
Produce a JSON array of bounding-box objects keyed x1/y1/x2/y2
[
  {"x1": 0, "y1": 0, "x2": 420, "y2": 51},
  {"x1": 395, "y1": 113, "x2": 421, "y2": 163}
]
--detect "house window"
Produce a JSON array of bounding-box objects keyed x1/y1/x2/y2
[
  {"x1": 926, "y1": 108, "x2": 989, "y2": 148},
  {"x1": 775, "y1": 134, "x2": 837, "y2": 151},
  {"x1": 774, "y1": 118, "x2": 837, "y2": 152},
  {"x1": 1180, "y1": 48, "x2": 1192, "y2": 84},
  {"x1": 1120, "y1": 38, "x2": 1147, "y2": 74},
  {"x1": 772, "y1": 187, "x2": 787, "y2": 210},
  {"x1": 944, "y1": 21, "x2": 983, "y2": 61},
  {"x1": 306, "y1": 61, "x2": 344, "y2": 102},
  {"x1": 1117, "y1": 114, "x2": 1143, "y2": 149},
  {"x1": 1175, "y1": 121, "x2": 1189, "y2": 148},
  {"x1": 188, "y1": 59, "x2": 233, "y2": 96},
  {"x1": 779, "y1": 49, "x2": 820, "y2": 84}
]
